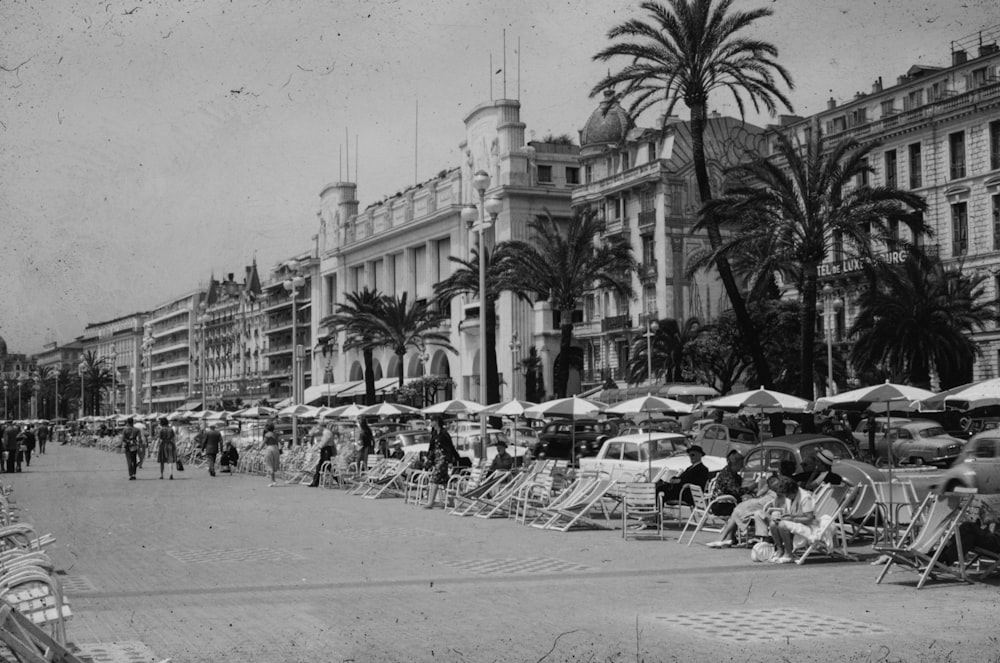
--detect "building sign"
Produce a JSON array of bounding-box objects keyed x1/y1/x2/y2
[{"x1": 818, "y1": 250, "x2": 908, "y2": 278}]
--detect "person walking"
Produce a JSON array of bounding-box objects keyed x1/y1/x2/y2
[
  {"x1": 201, "y1": 423, "x2": 222, "y2": 477},
  {"x1": 36, "y1": 422, "x2": 49, "y2": 454},
  {"x1": 3, "y1": 422, "x2": 20, "y2": 473},
  {"x1": 358, "y1": 419, "x2": 374, "y2": 470},
  {"x1": 424, "y1": 417, "x2": 458, "y2": 509},
  {"x1": 262, "y1": 422, "x2": 281, "y2": 486},
  {"x1": 19, "y1": 425, "x2": 36, "y2": 468},
  {"x1": 156, "y1": 416, "x2": 177, "y2": 480},
  {"x1": 308, "y1": 423, "x2": 338, "y2": 487},
  {"x1": 121, "y1": 417, "x2": 141, "y2": 480}
]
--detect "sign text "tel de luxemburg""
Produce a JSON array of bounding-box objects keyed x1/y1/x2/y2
[{"x1": 818, "y1": 250, "x2": 908, "y2": 278}]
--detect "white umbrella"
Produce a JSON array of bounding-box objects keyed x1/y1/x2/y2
[
  {"x1": 481, "y1": 399, "x2": 538, "y2": 462},
  {"x1": 277, "y1": 404, "x2": 321, "y2": 418},
  {"x1": 359, "y1": 402, "x2": 421, "y2": 418},
  {"x1": 323, "y1": 403, "x2": 368, "y2": 420},
  {"x1": 421, "y1": 399, "x2": 487, "y2": 415},
  {"x1": 234, "y1": 405, "x2": 277, "y2": 419},
  {"x1": 524, "y1": 396, "x2": 608, "y2": 466},
  {"x1": 919, "y1": 377, "x2": 1000, "y2": 412},
  {"x1": 606, "y1": 395, "x2": 693, "y2": 479},
  {"x1": 701, "y1": 387, "x2": 810, "y2": 414}
]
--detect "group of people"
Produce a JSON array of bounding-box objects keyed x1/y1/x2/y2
[
  {"x1": 119, "y1": 417, "x2": 240, "y2": 481},
  {"x1": 1, "y1": 421, "x2": 50, "y2": 473}
]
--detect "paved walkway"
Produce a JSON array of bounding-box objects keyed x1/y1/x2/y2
[{"x1": 4, "y1": 444, "x2": 998, "y2": 663}]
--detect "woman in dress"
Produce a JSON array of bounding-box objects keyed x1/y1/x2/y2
[
  {"x1": 156, "y1": 417, "x2": 177, "y2": 480},
  {"x1": 424, "y1": 417, "x2": 458, "y2": 509},
  {"x1": 262, "y1": 422, "x2": 281, "y2": 487}
]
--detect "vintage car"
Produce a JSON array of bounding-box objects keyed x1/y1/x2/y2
[
  {"x1": 534, "y1": 419, "x2": 621, "y2": 463},
  {"x1": 882, "y1": 420, "x2": 965, "y2": 467},
  {"x1": 577, "y1": 432, "x2": 726, "y2": 482},
  {"x1": 405, "y1": 428, "x2": 524, "y2": 465},
  {"x1": 740, "y1": 434, "x2": 880, "y2": 489},
  {"x1": 852, "y1": 416, "x2": 912, "y2": 452},
  {"x1": 938, "y1": 431, "x2": 1000, "y2": 494},
  {"x1": 689, "y1": 422, "x2": 759, "y2": 457}
]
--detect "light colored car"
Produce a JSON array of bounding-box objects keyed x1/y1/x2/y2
[
  {"x1": 852, "y1": 416, "x2": 911, "y2": 452},
  {"x1": 938, "y1": 432, "x2": 1000, "y2": 494},
  {"x1": 883, "y1": 420, "x2": 965, "y2": 467},
  {"x1": 406, "y1": 429, "x2": 524, "y2": 464},
  {"x1": 578, "y1": 432, "x2": 726, "y2": 482}
]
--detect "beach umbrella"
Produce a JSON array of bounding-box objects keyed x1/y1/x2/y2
[
  {"x1": 701, "y1": 387, "x2": 810, "y2": 414},
  {"x1": 358, "y1": 402, "x2": 421, "y2": 418},
  {"x1": 918, "y1": 377, "x2": 1000, "y2": 412},
  {"x1": 323, "y1": 403, "x2": 368, "y2": 420},
  {"x1": 277, "y1": 404, "x2": 321, "y2": 418},
  {"x1": 524, "y1": 396, "x2": 609, "y2": 467},
  {"x1": 234, "y1": 405, "x2": 277, "y2": 419},
  {"x1": 421, "y1": 399, "x2": 487, "y2": 416},
  {"x1": 607, "y1": 395, "x2": 693, "y2": 479},
  {"x1": 481, "y1": 399, "x2": 538, "y2": 462}
]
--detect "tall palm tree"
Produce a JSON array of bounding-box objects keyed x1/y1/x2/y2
[
  {"x1": 319, "y1": 288, "x2": 386, "y2": 405},
  {"x1": 362, "y1": 293, "x2": 456, "y2": 390},
  {"x1": 503, "y1": 210, "x2": 636, "y2": 398},
  {"x1": 592, "y1": 0, "x2": 794, "y2": 388},
  {"x1": 627, "y1": 316, "x2": 705, "y2": 383},
  {"x1": 708, "y1": 131, "x2": 928, "y2": 398},
  {"x1": 850, "y1": 257, "x2": 995, "y2": 389},
  {"x1": 79, "y1": 350, "x2": 112, "y2": 416},
  {"x1": 34, "y1": 366, "x2": 53, "y2": 419},
  {"x1": 434, "y1": 244, "x2": 529, "y2": 404}
]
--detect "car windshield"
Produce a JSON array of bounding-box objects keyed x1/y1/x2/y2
[
  {"x1": 917, "y1": 426, "x2": 947, "y2": 438},
  {"x1": 640, "y1": 438, "x2": 685, "y2": 461}
]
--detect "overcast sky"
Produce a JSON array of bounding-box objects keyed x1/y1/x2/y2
[{"x1": 1, "y1": 0, "x2": 996, "y2": 354}]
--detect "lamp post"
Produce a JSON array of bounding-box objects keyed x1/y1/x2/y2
[
  {"x1": 645, "y1": 316, "x2": 659, "y2": 387},
  {"x1": 54, "y1": 370, "x2": 59, "y2": 421},
  {"x1": 198, "y1": 306, "x2": 210, "y2": 413},
  {"x1": 109, "y1": 349, "x2": 118, "y2": 415},
  {"x1": 821, "y1": 284, "x2": 844, "y2": 398},
  {"x1": 461, "y1": 170, "x2": 502, "y2": 463},
  {"x1": 78, "y1": 362, "x2": 86, "y2": 419},
  {"x1": 142, "y1": 324, "x2": 154, "y2": 415},
  {"x1": 283, "y1": 262, "x2": 305, "y2": 447},
  {"x1": 509, "y1": 332, "x2": 521, "y2": 401}
]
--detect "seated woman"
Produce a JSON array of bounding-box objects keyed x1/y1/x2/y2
[
  {"x1": 707, "y1": 474, "x2": 782, "y2": 548},
  {"x1": 768, "y1": 477, "x2": 818, "y2": 564},
  {"x1": 709, "y1": 450, "x2": 749, "y2": 517},
  {"x1": 219, "y1": 440, "x2": 240, "y2": 473}
]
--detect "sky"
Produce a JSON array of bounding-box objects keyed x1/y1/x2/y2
[{"x1": 1, "y1": 0, "x2": 997, "y2": 354}]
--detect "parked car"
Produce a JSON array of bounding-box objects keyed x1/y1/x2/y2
[
  {"x1": 534, "y1": 419, "x2": 620, "y2": 463},
  {"x1": 740, "y1": 434, "x2": 880, "y2": 490},
  {"x1": 689, "y1": 422, "x2": 759, "y2": 458},
  {"x1": 938, "y1": 432, "x2": 1000, "y2": 494},
  {"x1": 852, "y1": 416, "x2": 911, "y2": 452},
  {"x1": 882, "y1": 420, "x2": 965, "y2": 467},
  {"x1": 405, "y1": 428, "x2": 522, "y2": 465},
  {"x1": 577, "y1": 432, "x2": 725, "y2": 481}
]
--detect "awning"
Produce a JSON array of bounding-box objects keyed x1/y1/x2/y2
[
  {"x1": 179, "y1": 400, "x2": 203, "y2": 412},
  {"x1": 303, "y1": 381, "x2": 362, "y2": 405},
  {"x1": 272, "y1": 397, "x2": 293, "y2": 409},
  {"x1": 336, "y1": 377, "x2": 426, "y2": 399}
]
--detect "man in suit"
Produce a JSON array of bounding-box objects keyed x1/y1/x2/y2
[
  {"x1": 656, "y1": 445, "x2": 710, "y2": 505},
  {"x1": 201, "y1": 424, "x2": 223, "y2": 477}
]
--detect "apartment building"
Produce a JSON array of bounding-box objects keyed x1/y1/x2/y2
[{"x1": 82, "y1": 313, "x2": 148, "y2": 414}]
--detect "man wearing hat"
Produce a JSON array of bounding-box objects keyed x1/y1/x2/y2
[
  {"x1": 308, "y1": 423, "x2": 338, "y2": 487},
  {"x1": 656, "y1": 445, "x2": 710, "y2": 505},
  {"x1": 796, "y1": 449, "x2": 843, "y2": 491},
  {"x1": 201, "y1": 423, "x2": 223, "y2": 477},
  {"x1": 489, "y1": 439, "x2": 514, "y2": 472}
]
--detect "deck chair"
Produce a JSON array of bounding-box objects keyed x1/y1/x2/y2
[
  {"x1": 533, "y1": 477, "x2": 621, "y2": 531},
  {"x1": 361, "y1": 455, "x2": 417, "y2": 499},
  {"x1": 871, "y1": 480, "x2": 921, "y2": 547},
  {"x1": 513, "y1": 473, "x2": 570, "y2": 524},
  {"x1": 679, "y1": 484, "x2": 738, "y2": 546},
  {"x1": 795, "y1": 484, "x2": 862, "y2": 564},
  {"x1": 521, "y1": 476, "x2": 601, "y2": 527},
  {"x1": 403, "y1": 470, "x2": 431, "y2": 505},
  {"x1": 348, "y1": 458, "x2": 394, "y2": 495},
  {"x1": 0, "y1": 602, "x2": 86, "y2": 663},
  {"x1": 0, "y1": 568, "x2": 72, "y2": 646},
  {"x1": 449, "y1": 472, "x2": 516, "y2": 515},
  {"x1": 473, "y1": 471, "x2": 543, "y2": 519},
  {"x1": 445, "y1": 467, "x2": 483, "y2": 507},
  {"x1": 874, "y1": 489, "x2": 977, "y2": 589},
  {"x1": 661, "y1": 484, "x2": 701, "y2": 527},
  {"x1": 621, "y1": 482, "x2": 663, "y2": 540}
]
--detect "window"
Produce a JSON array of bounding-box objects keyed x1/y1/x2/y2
[
  {"x1": 668, "y1": 183, "x2": 682, "y2": 215},
  {"x1": 928, "y1": 81, "x2": 947, "y2": 102},
  {"x1": 949, "y1": 131, "x2": 966, "y2": 179},
  {"x1": 584, "y1": 294, "x2": 595, "y2": 321},
  {"x1": 904, "y1": 89, "x2": 923, "y2": 111},
  {"x1": 584, "y1": 165, "x2": 593, "y2": 184},
  {"x1": 908, "y1": 143, "x2": 922, "y2": 188},
  {"x1": 828, "y1": 116, "x2": 846, "y2": 134},
  {"x1": 991, "y1": 120, "x2": 1000, "y2": 171},
  {"x1": 647, "y1": 142, "x2": 657, "y2": 162},
  {"x1": 993, "y1": 194, "x2": 1000, "y2": 251},
  {"x1": 857, "y1": 158, "x2": 869, "y2": 187},
  {"x1": 565, "y1": 167, "x2": 579, "y2": 185},
  {"x1": 849, "y1": 107, "x2": 867, "y2": 127},
  {"x1": 537, "y1": 165, "x2": 552, "y2": 183},
  {"x1": 621, "y1": 151, "x2": 630, "y2": 171},
  {"x1": 972, "y1": 67, "x2": 989, "y2": 88},
  {"x1": 951, "y1": 202, "x2": 968, "y2": 256},
  {"x1": 641, "y1": 236, "x2": 655, "y2": 265},
  {"x1": 832, "y1": 231, "x2": 843, "y2": 262},
  {"x1": 880, "y1": 99, "x2": 896, "y2": 117},
  {"x1": 884, "y1": 150, "x2": 897, "y2": 188}
]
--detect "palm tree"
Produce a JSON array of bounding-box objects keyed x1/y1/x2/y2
[
  {"x1": 34, "y1": 366, "x2": 53, "y2": 419},
  {"x1": 708, "y1": 131, "x2": 928, "y2": 398},
  {"x1": 592, "y1": 0, "x2": 794, "y2": 388},
  {"x1": 79, "y1": 350, "x2": 112, "y2": 416},
  {"x1": 362, "y1": 293, "x2": 456, "y2": 390},
  {"x1": 319, "y1": 288, "x2": 386, "y2": 405},
  {"x1": 627, "y1": 316, "x2": 705, "y2": 383},
  {"x1": 850, "y1": 257, "x2": 995, "y2": 389},
  {"x1": 434, "y1": 244, "x2": 529, "y2": 404},
  {"x1": 503, "y1": 210, "x2": 636, "y2": 398}
]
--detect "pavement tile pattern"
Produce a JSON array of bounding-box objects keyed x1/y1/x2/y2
[
  {"x1": 443, "y1": 556, "x2": 592, "y2": 575},
  {"x1": 164, "y1": 547, "x2": 304, "y2": 564},
  {"x1": 660, "y1": 607, "x2": 891, "y2": 643},
  {"x1": 73, "y1": 641, "x2": 162, "y2": 663}
]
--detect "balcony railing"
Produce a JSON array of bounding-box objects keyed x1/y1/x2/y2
[
  {"x1": 638, "y1": 209, "x2": 655, "y2": 230},
  {"x1": 639, "y1": 260, "x2": 658, "y2": 283},
  {"x1": 601, "y1": 314, "x2": 631, "y2": 332}
]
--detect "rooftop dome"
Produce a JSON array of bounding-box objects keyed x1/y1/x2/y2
[{"x1": 580, "y1": 90, "x2": 630, "y2": 147}]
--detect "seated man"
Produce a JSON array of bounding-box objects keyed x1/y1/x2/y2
[
  {"x1": 794, "y1": 449, "x2": 844, "y2": 490},
  {"x1": 219, "y1": 441, "x2": 240, "y2": 473},
  {"x1": 656, "y1": 445, "x2": 710, "y2": 505},
  {"x1": 489, "y1": 441, "x2": 515, "y2": 472}
]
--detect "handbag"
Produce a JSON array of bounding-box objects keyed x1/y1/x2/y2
[{"x1": 176, "y1": 459, "x2": 185, "y2": 471}]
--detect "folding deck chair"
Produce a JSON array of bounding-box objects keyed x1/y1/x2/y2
[
  {"x1": 678, "y1": 482, "x2": 738, "y2": 546},
  {"x1": 621, "y1": 482, "x2": 663, "y2": 540},
  {"x1": 347, "y1": 458, "x2": 395, "y2": 495},
  {"x1": 532, "y1": 477, "x2": 621, "y2": 531},
  {"x1": 449, "y1": 471, "x2": 517, "y2": 515},
  {"x1": 361, "y1": 455, "x2": 417, "y2": 499},
  {"x1": 874, "y1": 489, "x2": 977, "y2": 589},
  {"x1": 795, "y1": 484, "x2": 862, "y2": 564}
]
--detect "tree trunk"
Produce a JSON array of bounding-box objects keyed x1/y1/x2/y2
[
  {"x1": 555, "y1": 312, "x2": 574, "y2": 398},
  {"x1": 396, "y1": 350, "x2": 405, "y2": 391},
  {"x1": 486, "y1": 300, "x2": 500, "y2": 404},
  {"x1": 689, "y1": 102, "x2": 773, "y2": 389},
  {"x1": 799, "y1": 269, "x2": 819, "y2": 400},
  {"x1": 363, "y1": 348, "x2": 376, "y2": 405}
]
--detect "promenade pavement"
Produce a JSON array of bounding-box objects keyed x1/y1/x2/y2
[{"x1": 4, "y1": 444, "x2": 999, "y2": 663}]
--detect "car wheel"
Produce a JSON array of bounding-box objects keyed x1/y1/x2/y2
[{"x1": 909, "y1": 456, "x2": 924, "y2": 466}]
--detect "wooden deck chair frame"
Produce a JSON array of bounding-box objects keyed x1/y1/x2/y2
[
  {"x1": 795, "y1": 484, "x2": 862, "y2": 564},
  {"x1": 679, "y1": 489, "x2": 738, "y2": 546},
  {"x1": 874, "y1": 489, "x2": 977, "y2": 589},
  {"x1": 522, "y1": 476, "x2": 601, "y2": 527},
  {"x1": 0, "y1": 603, "x2": 86, "y2": 663},
  {"x1": 348, "y1": 458, "x2": 394, "y2": 495},
  {"x1": 462, "y1": 462, "x2": 553, "y2": 518},
  {"x1": 449, "y1": 472, "x2": 516, "y2": 516},
  {"x1": 534, "y1": 478, "x2": 621, "y2": 532},
  {"x1": 403, "y1": 470, "x2": 431, "y2": 505},
  {"x1": 621, "y1": 482, "x2": 663, "y2": 541},
  {"x1": 361, "y1": 455, "x2": 416, "y2": 499}
]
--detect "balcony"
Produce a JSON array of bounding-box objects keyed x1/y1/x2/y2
[
  {"x1": 638, "y1": 209, "x2": 656, "y2": 231},
  {"x1": 639, "y1": 260, "x2": 658, "y2": 283},
  {"x1": 601, "y1": 314, "x2": 631, "y2": 332}
]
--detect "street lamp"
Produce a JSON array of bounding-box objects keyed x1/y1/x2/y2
[
  {"x1": 142, "y1": 323, "x2": 154, "y2": 414},
  {"x1": 509, "y1": 332, "x2": 521, "y2": 401},
  {"x1": 821, "y1": 284, "x2": 844, "y2": 397},
  {"x1": 17, "y1": 377, "x2": 24, "y2": 420},
  {"x1": 461, "y1": 169, "x2": 502, "y2": 463},
  {"x1": 283, "y1": 261, "x2": 306, "y2": 447},
  {"x1": 645, "y1": 316, "x2": 659, "y2": 386}
]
